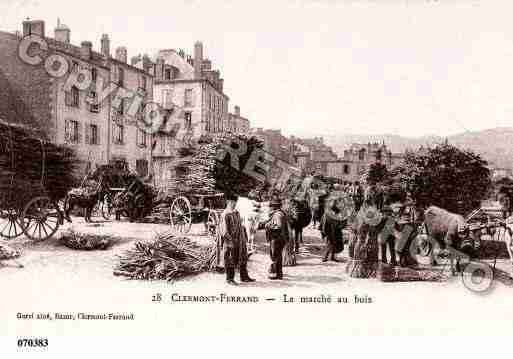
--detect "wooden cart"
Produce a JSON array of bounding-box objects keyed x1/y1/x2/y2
[{"x1": 169, "y1": 193, "x2": 225, "y2": 236}]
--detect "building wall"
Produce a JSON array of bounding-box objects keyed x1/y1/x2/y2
[
  {"x1": 0, "y1": 31, "x2": 53, "y2": 138},
  {"x1": 109, "y1": 62, "x2": 152, "y2": 175},
  {"x1": 51, "y1": 58, "x2": 111, "y2": 173}
]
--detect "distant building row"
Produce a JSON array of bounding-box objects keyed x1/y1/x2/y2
[{"x1": 251, "y1": 129, "x2": 404, "y2": 182}]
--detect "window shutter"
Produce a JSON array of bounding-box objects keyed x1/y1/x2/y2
[
  {"x1": 112, "y1": 123, "x2": 116, "y2": 143},
  {"x1": 190, "y1": 90, "x2": 195, "y2": 106},
  {"x1": 96, "y1": 125, "x2": 100, "y2": 145},
  {"x1": 76, "y1": 122, "x2": 82, "y2": 143},
  {"x1": 64, "y1": 120, "x2": 70, "y2": 142},
  {"x1": 85, "y1": 124, "x2": 90, "y2": 144}
]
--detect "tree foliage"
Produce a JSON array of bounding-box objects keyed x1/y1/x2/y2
[
  {"x1": 367, "y1": 162, "x2": 389, "y2": 185},
  {"x1": 393, "y1": 144, "x2": 491, "y2": 215}
]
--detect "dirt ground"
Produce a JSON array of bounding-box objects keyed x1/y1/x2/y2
[{"x1": 1, "y1": 216, "x2": 513, "y2": 336}]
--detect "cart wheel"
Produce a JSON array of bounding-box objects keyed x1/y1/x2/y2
[
  {"x1": 0, "y1": 208, "x2": 25, "y2": 239},
  {"x1": 170, "y1": 196, "x2": 192, "y2": 234},
  {"x1": 21, "y1": 196, "x2": 60, "y2": 241},
  {"x1": 206, "y1": 210, "x2": 219, "y2": 237}
]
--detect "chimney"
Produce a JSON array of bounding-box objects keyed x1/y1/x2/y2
[
  {"x1": 101, "y1": 34, "x2": 110, "y2": 58},
  {"x1": 54, "y1": 19, "x2": 70, "y2": 43},
  {"x1": 115, "y1": 46, "x2": 127, "y2": 63},
  {"x1": 23, "y1": 19, "x2": 45, "y2": 37},
  {"x1": 81, "y1": 41, "x2": 92, "y2": 60},
  {"x1": 193, "y1": 41, "x2": 203, "y2": 79},
  {"x1": 234, "y1": 105, "x2": 240, "y2": 117}
]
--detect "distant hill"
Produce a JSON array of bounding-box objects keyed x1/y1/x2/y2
[{"x1": 318, "y1": 128, "x2": 513, "y2": 169}]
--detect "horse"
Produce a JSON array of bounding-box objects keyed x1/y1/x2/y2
[
  {"x1": 235, "y1": 196, "x2": 271, "y2": 254},
  {"x1": 283, "y1": 197, "x2": 311, "y2": 253},
  {"x1": 64, "y1": 175, "x2": 109, "y2": 223}
]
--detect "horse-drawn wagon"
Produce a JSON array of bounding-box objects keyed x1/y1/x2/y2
[{"x1": 0, "y1": 120, "x2": 76, "y2": 241}]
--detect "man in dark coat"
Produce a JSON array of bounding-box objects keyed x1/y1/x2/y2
[
  {"x1": 321, "y1": 198, "x2": 346, "y2": 262},
  {"x1": 216, "y1": 192, "x2": 255, "y2": 285},
  {"x1": 265, "y1": 197, "x2": 289, "y2": 280}
]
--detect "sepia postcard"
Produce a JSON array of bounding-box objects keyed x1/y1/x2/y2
[{"x1": 1, "y1": 0, "x2": 513, "y2": 355}]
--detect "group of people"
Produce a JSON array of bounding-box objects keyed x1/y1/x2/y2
[
  {"x1": 213, "y1": 174, "x2": 414, "y2": 285},
  {"x1": 215, "y1": 193, "x2": 289, "y2": 285}
]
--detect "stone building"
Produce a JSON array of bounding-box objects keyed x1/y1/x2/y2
[
  {"x1": 0, "y1": 19, "x2": 153, "y2": 178},
  {"x1": 226, "y1": 105, "x2": 250, "y2": 134},
  {"x1": 152, "y1": 42, "x2": 229, "y2": 138},
  {"x1": 252, "y1": 128, "x2": 295, "y2": 163}
]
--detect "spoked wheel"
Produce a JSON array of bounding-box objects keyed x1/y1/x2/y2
[
  {"x1": 21, "y1": 196, "x2": 61, "y2": 241},
  {"x1": 206, "y1": 209, "x2": 219, "y2": 238},
  {"x1": 170, "y1": 196, "x2": 192, "y2": 234},
  {"x1": 0, "y1": 208, "x2": 25, "y2": 239}
]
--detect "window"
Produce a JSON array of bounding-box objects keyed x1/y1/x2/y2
[
  {"x1": 165, "y1": 68, "x2": 171, "y2": 80},
  {"x1": 118, "y1": 67, "x2": 124, "y2": 86},
  {"x1": 137, "y1": 128, "x2": 147, "y2": 147},
  {"x1": 65, "y1": 86, "x2": 80, "y2": 107},
  {"x1": 65, "y1": 120, "x2": 79, "y2": 144},
  {"x1": 358, "y1": 149, "x2": 365, "y2": 161},
  {"x1": 117, "y1": 98, "x2": 125, "y2": 115},
  {"x1": 184, "y1": 89, "x2": 193, "y2": 107},
  {"x1": 136, "y1": 159, "x2": 149, "y2": 177},
  {"x1": 86, "y1": 124, "x2": 98, "y2": 145},
  {"x1": 376, "y1": 150, "x2": 382, "y2": 161},
  {"x1": 141, "y1": 75, "x2": 147, "y2": 91},
  {"x1": 91, "y1": 68, "x2": 98, "y2": 83},
  {"x1": 343, "y1": 164, "x2": 350, "y2": 174},
  {"x1": 184, "y1": 112, "x2": 192, "y2": 130},
  {"x1": 88, "y1": 91, "x2": 99, "y2": 112},
  {"x1": 113, "y1": 123, "x2": 124, "y2": 144},
  {"x1": 163, "y1": 89, "x2": 173, "y2": 108}
]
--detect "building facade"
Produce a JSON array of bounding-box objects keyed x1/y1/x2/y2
[
  {"x1": 0, "y1": 19, "x2": 153, "y2": 178},
  {"x1": 226, "y1": 105, "x2": 250, "y2": 133}
]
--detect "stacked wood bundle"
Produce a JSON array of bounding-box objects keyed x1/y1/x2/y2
[
  {"x1": 113, "y1": 232, "x2": 217, "y2": 281},
  {"x1": 59, "y1": 229, "x2": 113, "y2": 250},
  {"x1": 0, "y1": 119, "x2": 78, "y2": 202},
  {"x1": 141, "y1": 203, "x2": 170, "y2": 224},
  {"x1": 163, "y1": 133, "x2": 268, "y2": 197}
]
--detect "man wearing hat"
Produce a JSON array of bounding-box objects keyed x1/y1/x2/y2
[
  {"x1": 265, "y1": 196, "x2": 289, "y2": 280},
  {"x1": 216, "y1": 192, "x2": 255, "y2": 285}
]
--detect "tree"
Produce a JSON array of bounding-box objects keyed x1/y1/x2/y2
[
  {"x1": 367, "y1": 162, "x2": 389, "y2": 185},
  {"x1": 396, "y1": 143, "x2": 491, "y2": 215}
]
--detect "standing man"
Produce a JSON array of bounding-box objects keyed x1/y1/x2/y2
[
  {"x1": 353, "y1": 181, "x2": 364, "y2": 213},
  {"x1": 321, "y1": 197, "x2": 346, "y2": 262},
  {"x1": 216, "y1": 192, "x2": 256, "y2": 285},
  {"x1": 265, "y1": 197, "x2": 289, "y2": 280}
]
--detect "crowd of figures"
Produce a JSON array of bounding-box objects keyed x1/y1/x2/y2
[{"x1": 212, "y1": 169, "x2": 509, "y2": 285}]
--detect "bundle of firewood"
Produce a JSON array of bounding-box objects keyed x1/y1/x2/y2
[
  {"x1": 141, "y1": 203, "x2": 170, "y2": 224},
  {"x1": 0, "y1": 119, "x2": 78, "y2": 201},
  {"x1": 59, "y1": 229, "x2": 113, "y2": 250},
  {"x1": 162, "y1": 133, "x2": 268, "y2": 198},
  {"x1": 113, "y1": 233, "x2": 217, "y2": 281}
]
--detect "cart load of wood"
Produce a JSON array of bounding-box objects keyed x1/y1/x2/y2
[
  {"x1": 141, "y1": 203, "x2": 170, "y2": 224},
  {"x1": 164, "y1": 133, "x2": 268, "y2": 198},
  {"x1": 59, "y1": 228, "x2": 114, "y2": 250},
  {"x1": 0, "y1": 118, "x2": 78, "y2": 201},
  {"x1": 113, "y1": 232, "x2": 217, "y2": 281}
]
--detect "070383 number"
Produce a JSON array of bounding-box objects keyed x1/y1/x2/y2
[{"x1": 17, "y1": 338, "x2": 48, "y2": 348}]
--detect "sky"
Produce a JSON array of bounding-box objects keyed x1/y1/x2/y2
[{"x1": 1, "y1": 0, "x2": 513, "y2": 138}]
